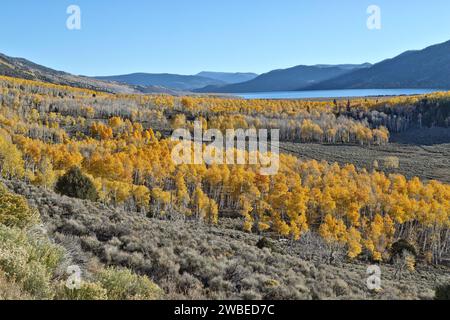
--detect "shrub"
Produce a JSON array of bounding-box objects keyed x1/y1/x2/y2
[
  {"x1": 55, "y1": 167, "x2": 98, "y2": 201},
  {"x1": 383, "y1": 156, "x2": 400, "y2": 169},
  {"x1": 96, "y1": 267, "x2": 164, "y2": 300},
  {"x1": 0, "y1": 184, "x2": 37, "y2": 228},
  {"x1": 0, "y1": 224, "x2": 64, "y2": 299},
  {"x1": 435, "y1": 284, "x2": 450, "y2": 300},
  {"x1": 55, "y1": 281, "x2": 108, "y2": 300},
  {"x1": 332, "y1": 279, "x2": 350, "y2": 297},
  {"x1": 264, "y1": 279, "x2": 280, "y2": 288},
  {"x1": 241, "y1": 290, "x2": 262, "y2": 300},
  {"x1": 390, "y1": 239, "x2": 417, "y2": 260},
  {"x1": 176, "y1": 272, "x2": 203, "y2": 295},
  {"x1": 6, "y1": 179, "x2": 450, "y2": 301},
  {"x1": 256, "y1": 237, "x2": 275, "y2": 251},
  {"x1": 21, "y1": 261, "x2": 54, "y2": 299},
  {"x1": 0, "y1": 271, "x2": 30, "y2": 300},
  {"x1": 29, "y1": 231, "x2": 66, "y2": 273}
]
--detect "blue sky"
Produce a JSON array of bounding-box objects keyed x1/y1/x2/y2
[{"x1": 1, "y1": 0, "x2": 450, "y2": 76}]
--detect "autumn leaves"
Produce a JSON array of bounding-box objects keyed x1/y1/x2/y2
[{"x1": 0, "y1": 76, "x2": 449, "y2": 265}]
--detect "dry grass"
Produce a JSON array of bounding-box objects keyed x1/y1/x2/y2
[
  {"x1": 3, "y1": 179, "x2": 449, "y2": 300},
  {"x1": 278, "y1": 129, "x2": 450, "y2": 184}
]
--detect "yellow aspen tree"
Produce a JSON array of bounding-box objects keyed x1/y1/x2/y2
[
  {"x1": 175, "y1": 171, "x2": 190, "y2": 215},
  {"x1": 205, "y1": 198, "x2": 219, "y2": 225},
  {"x1": 346, "y1": 227, "x2": 363, "y2": 259},
  {"x1": 191, "y1": 184, "x2": 208, "y2": 221},
  {"x1": 319, "y1": 214, "x2": 347, "y2": 245},
  {"x1": 132, "y1": 185, "x2": 151, "y2": 212}
]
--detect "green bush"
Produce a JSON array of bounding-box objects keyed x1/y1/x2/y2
[
  {"x1": 55, "y1": 167, "x2": 98, "y2": 201},
  {"x1": 56, "y1": 281, "x2": 108, "y2": 300},
  {"x1": 256, "y1": 237, "x2": 275, "y2": 251},
  {"x1": 97, "y1": 267, "x2": 164, "y2": 300},
  {"x1": 0, "y1": 184, "x2": 37, "y2": 228},
  {"x1": 55, "y1": 268, "x2": 164, "y2": 300},
  {"x1": 0, "y1": 271, "x2": 30, "y2": 300},
  {"x1": 0, "y1": 224, "x2": 64, "y2": 299},
  {"x1": 0, "y1": 184, "x2": 163, "y2": 301},
  {"x1": 21, "y1": 261, "x2": 54, "y2": 299},
  {"x1": 435, "y1": 284, "x2": 450, "y2": 300}
]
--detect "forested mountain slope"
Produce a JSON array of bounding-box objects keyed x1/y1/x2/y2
[{"x1": 0, "y1": 53, "x2": 137, "y2": 93}]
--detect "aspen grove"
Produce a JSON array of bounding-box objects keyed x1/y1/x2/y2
[{"x1": 0, "y1": 76, "x2": 449, "y2": 265}]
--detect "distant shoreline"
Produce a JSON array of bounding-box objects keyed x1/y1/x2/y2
[
  {"x1": 192, "y1": 88, "x2": 445, "y2": 101},
  {"x1": 229, "y1": 88, "x2": 443, "y2": 100}
]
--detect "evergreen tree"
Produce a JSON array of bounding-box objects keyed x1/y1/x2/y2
[{"x1": 55, "y1": 167, "x2": 98, "y2": 201}]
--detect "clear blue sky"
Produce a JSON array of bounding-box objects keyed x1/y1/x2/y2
[{"x1": 1, "y1": 0, "x2": 450, "y2": 76}]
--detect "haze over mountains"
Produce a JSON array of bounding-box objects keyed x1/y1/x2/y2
[
  {"x1": 196, "y1": 72, "x2": 258, "y2": 84},
  {"x1": 95, "y1": 73, "x2": 228, "y2": 91},
  {"x1": 94, "y1": 71, "x2": 259, "y2": 91},
  {"x1": 1, "y1": 39, "x2": 450, "y2": 94},
  {"x1": 0, "y1": 53, "x2": 256, "y2": 93},
  {"x1": 195, "y1": 64, "x2": 372, "y2": 93}
]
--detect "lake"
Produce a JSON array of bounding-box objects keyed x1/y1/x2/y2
[{"x1": 235, "y1": 88, "x2": 441, "y2": 100}]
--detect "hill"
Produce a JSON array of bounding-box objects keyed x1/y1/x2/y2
[
  {"x1": 95, "y1": 73, "x2": 227, "y2": 91},
  {"x1": 0, "y1": 53, "x2": 138, "y2": 94},
  {"x1": 4, "y1": 178, "x2": 448, "y2": 300},
  {"x1": 0, "y1": 76, "x2": 449, "y2": 300},
  {"x1": 307, "y1": 40, "x2": 450, "y2": 90},
  {"x1": 196, "y1": 64, "x2": 371, "y2": 93},
  {"x1": 196, "y1": 71, "x2": 258, "y2": 84}
]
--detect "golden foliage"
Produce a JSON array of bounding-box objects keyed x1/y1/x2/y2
[{"x1": 0, "y1": 76, "x2": 449, "y2": 262}]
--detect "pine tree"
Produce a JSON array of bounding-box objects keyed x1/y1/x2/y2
[{"x1": 55, "y1": 167, "x2": 98, "y2": 201}]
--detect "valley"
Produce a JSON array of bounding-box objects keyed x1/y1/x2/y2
[
  {"x1": 0, "y1": 75, "x2": 448, "y2": 300},
  {"x1": 2, "y1": 0, "x2": 450, "y2": 307}
]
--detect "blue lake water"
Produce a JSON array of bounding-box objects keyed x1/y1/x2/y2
[{"x1": 235, "y1": 89, "x2": 441, "y2": 100}]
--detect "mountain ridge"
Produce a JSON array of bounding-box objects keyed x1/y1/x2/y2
[
  {"x1": 196, "y1": 71, "x2": 258, "y2": 84},
  {"x1": 195, "y1": 64, "x2": 372, "y2": 93},
  {"x1": 94, "y1": 73, "x2": 227, "y2": 91},
  {"x1": 2, "y1": 39, "x2": 450, "y2": 94},
  {"x1": 0, "y1": 53, "x2": 139, "y2": 94},
  {"x1": 305, "y1": 40, "x2": 450, "y2": 90}
]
